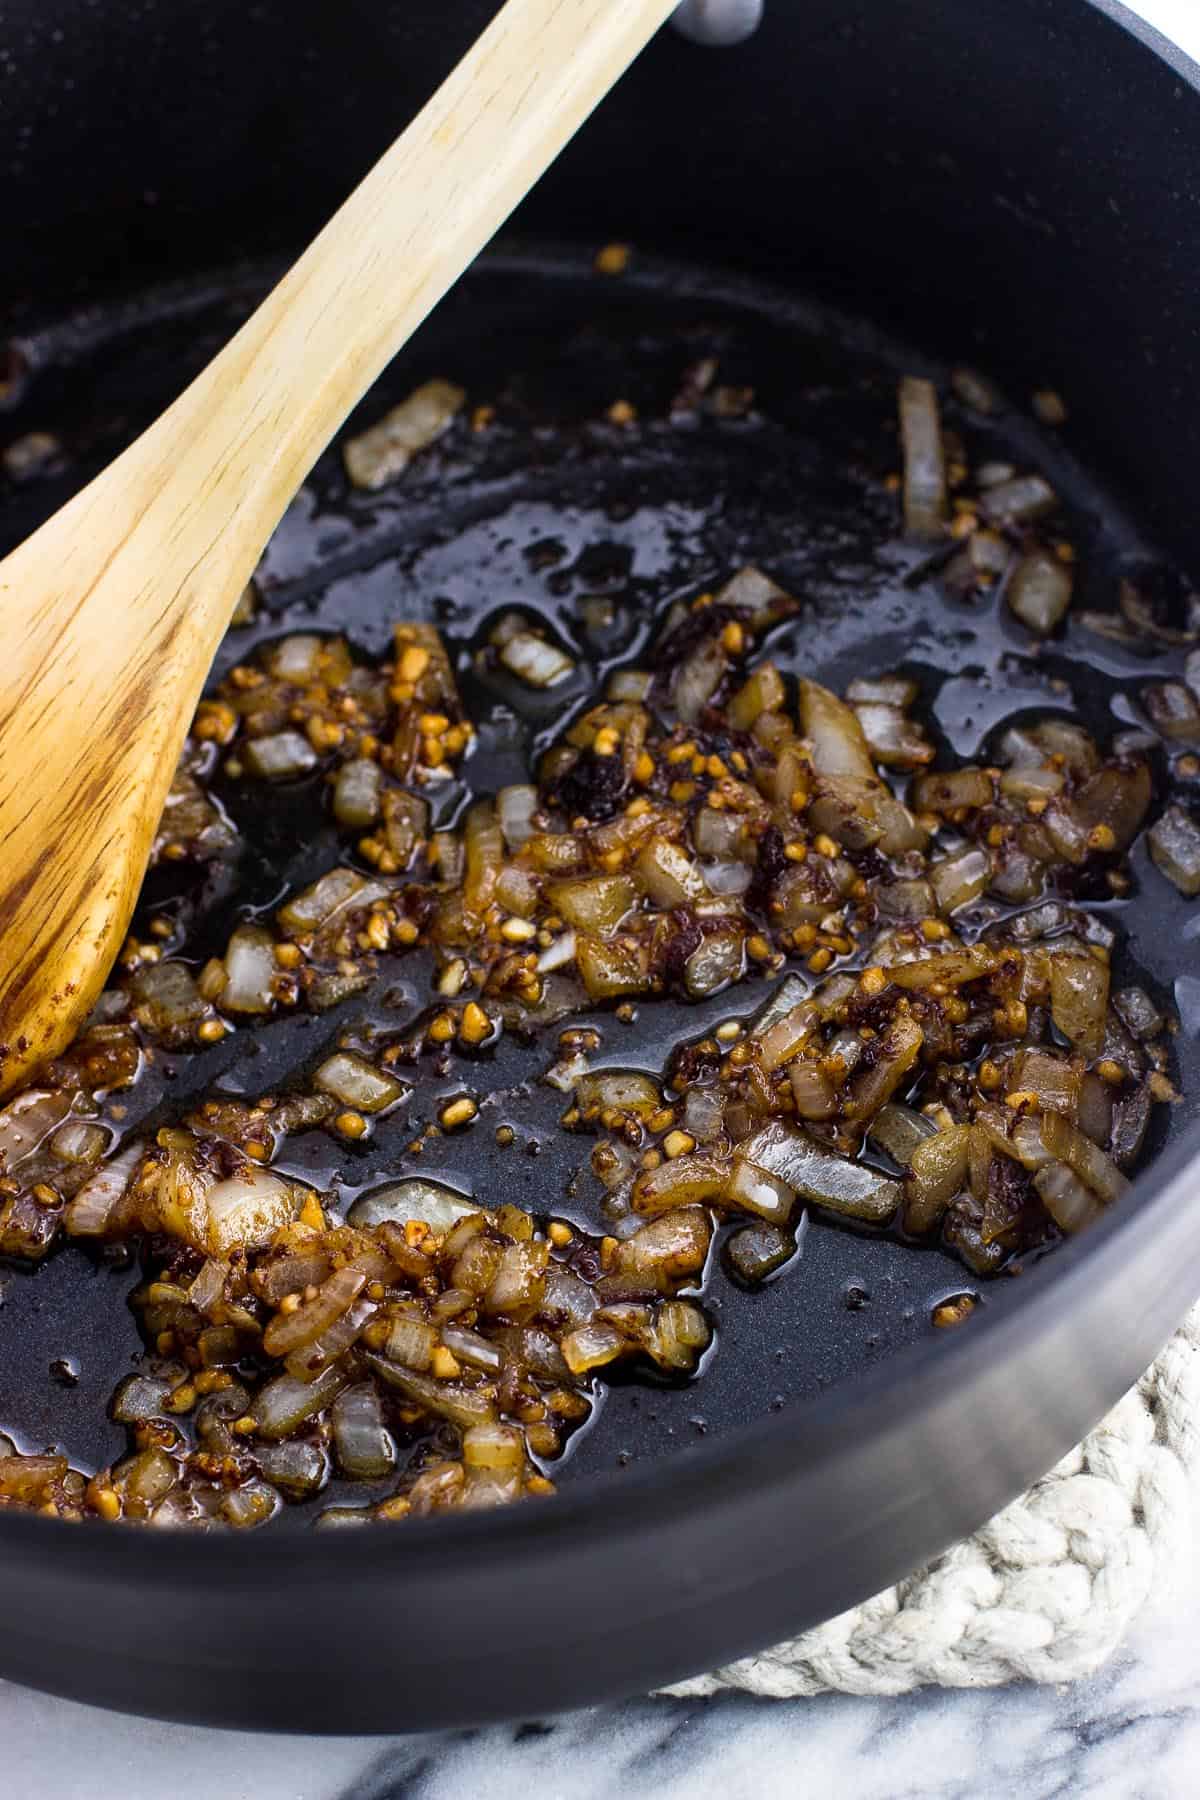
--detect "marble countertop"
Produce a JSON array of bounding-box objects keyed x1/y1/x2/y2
[
  {"x1": 6, "y1": 3, "x2": 1200, "y2": 1795},
  {"x1": 4, "y1": 1540, "x2": 1200, "y2": 1799}
]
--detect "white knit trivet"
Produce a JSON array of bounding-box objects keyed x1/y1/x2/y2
[{"x1": 665, "y1": 1305, "x2": 1200, "y2": 1698}]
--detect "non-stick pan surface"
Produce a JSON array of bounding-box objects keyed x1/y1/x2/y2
[
  {"x1": 1, "y1": 0, "x2": 1200, "y2": 1735},
  {"x1": 0, "y1": 239, "x2": 1195, "y2": 1483}
]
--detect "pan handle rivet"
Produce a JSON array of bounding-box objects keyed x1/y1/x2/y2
[{"x1": 672, "y1": 0, "x2": 763, "y2": 47}]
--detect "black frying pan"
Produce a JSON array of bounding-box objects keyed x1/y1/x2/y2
[{"x1": 1, "y1": 0, "x2": 1199, "y2": 1733}]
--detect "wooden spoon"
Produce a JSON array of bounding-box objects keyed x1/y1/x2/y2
[{"x1": 0, "y1": 0, "x2": 679, "y2": 1096}]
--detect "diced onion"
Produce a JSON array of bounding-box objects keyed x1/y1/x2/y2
[
  {"x1": 575, "y1": 1070, "x2": 662, "y2": 1117},
  {"x1": 1113, "y1": 987, "x2": 1163, "y2": 1041},
  {"x1": 63, "y1": 1142, "x2": 143, "y2": 1237},
  {"x1": 264, "y1": 634, "x2": 324, "y2": 683},
  {"x1": 377, "y1": 1318, "x2": 436, "y2": 1378},
  {"x1": 673, "y1": 636, "x2": 726, "y2": 724},
  {"x1": 868, "y1": 1103, "x2": 937, "y2": 1168},
  {"x1": 789, "y1": 1060, "x2": 838, "y2": 1121},
  {"x1": 749, "y1": 976, "x2": 810, "y2": 1039},
  {"x1": 537, "y1": 928, "x2": 577, "y2": 973},
  {"x1": 714, "y1": 565, "x2": 793, "y2": 624},
  {"x1": 952, "y1": 368, "x2": 1002, "y2": 413},
  {"x1": 607, "y1": 669, "x2": 652, "y2": 702},
  {"x1": 0, "y1": 1089, "x2": 73, "y2": 1174},
  {"x1": 724, "y1": 1223, "x2": 796, "y2": 1285},
  {"x1": 1006, "y1": 550, "x2": 1073, "y2": 635},
  {"x1": 737, "y1": 1122, "x2": 901, "y2": 1222},
  {"x1": 1120, "y1": 577, "x2": 1200, "y2": 648},
  {"x1": 365, "y1": 1355, "x2": 497, "y2": 1428},
  {"x1": 879, "y1": 878, "x2": 935, "y2": 920},
  {"x1": 379, "y1": 797, "x2": 430, "y2": 886},
  {"x1": 205, "y1": 1168, "x2": 301, "y2": 1256},
  {"x1": 701, "y1": 859, "x2": 752, "y2": 897},
  {"x1": 903, "y1": 1126, "x2": 969, "y2": 1234},
  {"x1": 189, "y1": 1257, "x2": 228, "y2": 1315},
  {"x1": 332, "y1": 759, "x2": 382, "y2": 829},
  {"x1": 1148, "y1": 805, "x2": 1200, "y2": 894},
  {"x1": 684, "y1": 929, "x2": 744, "y2": 998},
  {"x1": 1040, "y1": 1111, "x2": 1128, "y2": 1205},
  {"x1": 278, "y1": 867, "x2": 382, "y2": 934},
  {"x1": 913, "y1": 767, "x2": 993, "y2": 813},
  {"x1": 755, "y1": 1000, "x2": 819, "y2": 1073},
  {"x1": 285, "y1": 1297, "x2": 375, "y2": 1381},
  {"x1": 999, "y1": 764, "x2": 1065, "y2": 802},
  {"x1": 481, "y1": 1240, "x2": 547, "y2": 1319},
  {"x1": 440, "y1": 1324, "x2": 505, "y2": 1371},
  {"x1": 561, "y1": 1321, "x2": 627, "y2": 1374},
  {"x1": 130, "y1": 962, "x2": 206, "y2": 1035},
  {"x1": 242, "y1": 732, "x2": 318, "y2": 780},
  {"x1": 1076, "y1": 1072, "x2": 1114, "y2": 1148},
  {"x1": 636, "y1": 840, "x2": 708, "y2": 908},
  {"x1": 683, "y1": 1086, "x2": 725, "y2": 1142},
  {"x1": 724, "y1": 1158, "x2": 796, "y2": 1224},
  {"x1": 348, "y1": 1179, "x2": 478, "y2": 1233},
  {"x1": 498, "y1": 785, "x2": 539, "y2": 849},
  {"x1": 459, "y1": 1433, "x2": 526, "y2": 1508},
  {"x1": 898, "y1": 375, "x2": 947, "y2": 540},
  {"x1": 344, "y1": 379, "x2": 465, "y2": 490},
  {"x1": 931, "y1": 847, "x2": 990, "y2": 913},
  {"x1": 846, "y1": 675, "x2": 919, "y2": 707},
  {"x1": 853, "y1": 702, "x2": 933, "y2": 768},
  {"x1": 609, "y1": 1209, "x2": 712, "y2": 1291},
  {"x1": 575, "y1": 935, "x2": 649, "y2": 1000},
  {"x1": 694, "y1": 808, "x2": 745, "y2": 859},
  {"x1": 111, "y1": 1374, "x2": 173, "y2": 1424},
  {"x1": 632, "y1": 1152, "x2": 728, "y2": 1215},
  {"x1": 220, "y1": 925, "x2": 278, "y2": 1013},
  {"x1": 1111, "y1": 1083, "x2": 1152, "y2": 1169},
  {"x1": 1048, "y1": 952, "x2": 1109, "y2": 1061},
  {"x1": 1141, "y1": 683, "x2": 1200, "y2": 746},
  {"x1": 254, "y1": 1439, "x2": 329, "y2": 1499},
  {"x1": 1035, "y1": 1161, "x2": 1102, "y2": 1234},
  {"x1": 546, "y1": 875, "x2": 637, "y2": 935},
  {"x1": 255, "y1": 1365, "x2": 350, "y2": 1440},
  {"x1": 545, "y1": 1051, "x2": 589, "y2": 1092},
  {"x1": 463, "y1": 799, "x2": 503, "y2": 917},
  {"x1": 314, "y1": 1052, "x2": 407, "y2": 1113},
  {"x1": 1011, "y1": 1048, "x2": 1079, "y2": 1118},
  {"x1": 263, "y1": 1260, "x2": 370, "y2": 1357},
  {"x1": 728, "y1": 662, "x2": 785, "y2": 731},
  {"x1": 799, "y1": 680, "x2": 876, "y2": 779},
  {"x1": 980, "y1": 473, "x2": 1058, "y2": 524},
  {"x1": 499, "y1": 632, "x2": 575, "y2": 688}
]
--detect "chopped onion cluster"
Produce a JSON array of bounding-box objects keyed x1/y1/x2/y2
[
  {"x1": 569, "y1": 898, "x2": 1174, "y2": 1283},
  {"x1": 0, "y1": 1154, "x2": 712, "y2": 1526},
  {"x1": 0, "y1": 359, "x2": 1190, "y2": 1531}
]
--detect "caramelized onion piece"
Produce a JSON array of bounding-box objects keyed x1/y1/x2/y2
[
  {"x1": 1049, "y1": 952, "x2": 1109, "y2": 1062},
  {"x1": 898, "y1": 376, "x2": 947, "y2": 540},
  {"x1": 738, "y1": 1122, "x2": 900, "y2": 1223},
  {"x1": 799, "y1": 679, "x2": 876, "y2": 779},
  {"x1": 1007, "y1": 550, "x2": 1073, "y2": 635},
  {"x1": 1149, "y1": 805, "x2": 1200, "y2": 894},
  {"x1": 904, "y1": 1126, "x2": 970, "y2": 1235},
  {"x1": 344, "y1": 379, "x2": 465, "y2": 490},
  {"x1": 1040, "y1": 1111, "x2": 1128, "y2": 1205},
  {"x1": 1035, "y1": 1162, "x2": 1102, "y2": 1234}
]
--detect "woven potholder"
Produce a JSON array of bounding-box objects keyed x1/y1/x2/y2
[{"x1": 664, "y1": 1307, "x2": 1200, "y2": 1698}]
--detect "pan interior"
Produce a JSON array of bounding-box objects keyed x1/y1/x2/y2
[{"x1": 1, "y1": 244, "x2": 1196, "y2": 1510}]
